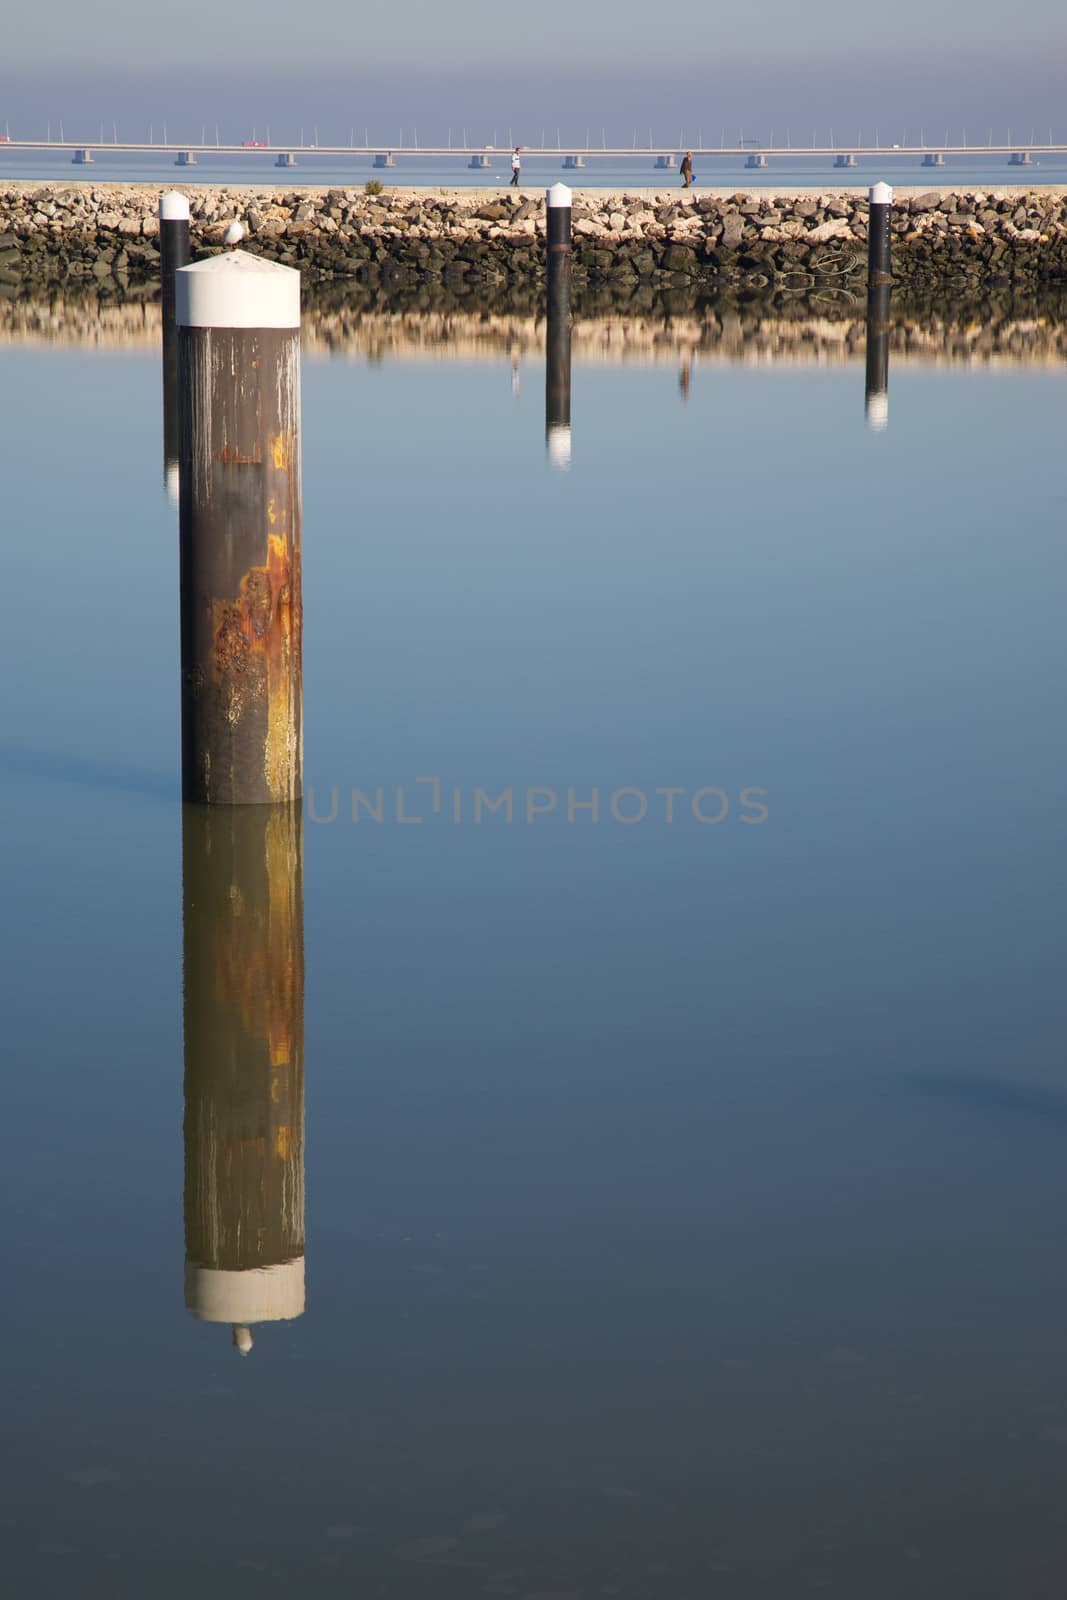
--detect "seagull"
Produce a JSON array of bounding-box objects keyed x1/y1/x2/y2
[{"x1": 223, "y1": 220, "x2": 245, "y2": 247}]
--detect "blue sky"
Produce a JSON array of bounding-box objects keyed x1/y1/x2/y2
[{"x1": 3, "y1": 1, "x2": 1065, "y2": 141}]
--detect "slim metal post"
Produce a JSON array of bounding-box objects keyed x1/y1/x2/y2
[
  {"x1": 159, "y1": 191, "x2": 191, "y2": 501},
  {"x1": 545, "y1": 182, "x2": 573, "y2": 468},
  {"x1": 182, "y1": 803, "x2": 305, "y2": 1355},
  {"x1": 868, "y1": 181, "x2": 893, "y2": 286},
  {"x1": 176, "y1": 252, "x2": 303, "y2": 805}
]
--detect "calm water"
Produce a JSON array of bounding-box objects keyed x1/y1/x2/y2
[
  {"x1": 4, "y1": 147, "x2": 1067, "y2": 189},
  {"x1": 2, "y1": 298, "x2": 1066, "y2": 1597}
]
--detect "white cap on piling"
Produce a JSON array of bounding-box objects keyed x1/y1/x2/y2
[
  {"x1": 176, "y1": 250, "x2": 300, "y2": 329},
  {"x1": 547, "y1": 424, "x2": 573, "y2": 469},
  {"x1": 185, "y1": 1257, "x2": 305, "y2": 1322},
  {"x1": 547, "y1": 182, "x2": 573, "y2": 208},
  {"x1": 165, "y1": 461, "x2": 180, "y2": 506},
  {"x1": 866, "y1": 393, "x2": 889, "y2": 432},
  {"x1": 159, "y1": 190, "x2": 190, "y2": 221},
  {"x1": 869, "y1": 182, "x2": 893, "y2": 205}
]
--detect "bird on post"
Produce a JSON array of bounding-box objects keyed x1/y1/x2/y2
[{"x1": 222, "y1": 220, "x2": 246, "y2": 247}]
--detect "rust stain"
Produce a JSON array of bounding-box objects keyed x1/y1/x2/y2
[
  {"x1": 210, "y1": 529, "x2": 301, "y2": 802},
  {"x1": 211, "y1": 810, "x2": 302, "y2": 1076},
  {"x1": 217, "y1": 441, "x2": 263, "y2": 465},
  {"x1": 270, "y1": 433, "x2": 290, "y2": 470}
]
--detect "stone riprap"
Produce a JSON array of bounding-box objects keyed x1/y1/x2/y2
[{"x1": 2, "y1": 182, "x2": 1067, "y2": 291}]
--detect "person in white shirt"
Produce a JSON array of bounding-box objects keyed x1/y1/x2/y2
[{"x1": 510, "y1": 147, "x2": 521, "y2": 187}]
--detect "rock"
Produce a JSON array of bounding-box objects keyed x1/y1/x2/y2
[
  {"x1": 807, "y1": 218, "x2": 854, "y2": 243},
  {"x1": 720, "y1": 213, "x2": 745, "y2": 247}
]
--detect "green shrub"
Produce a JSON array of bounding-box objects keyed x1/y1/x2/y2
[{"x1": 364, "y1": 179, "x2": 384, "y2": 196}]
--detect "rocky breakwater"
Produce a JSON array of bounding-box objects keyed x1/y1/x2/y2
[{"x1": 2, "y1": 182, "x2": 1066, "y2": 292}]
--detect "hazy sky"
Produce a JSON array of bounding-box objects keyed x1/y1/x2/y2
[{"x1": 3, "y1": 1, "x2": 1065, "y2": 142}]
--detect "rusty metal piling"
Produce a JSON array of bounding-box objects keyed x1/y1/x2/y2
[
  {"x1": 176, "y1": 251, "x2": 303, "y2": 805},
  {"x1": 159, "y1": 191, "x2": 190, "y2": 499}
]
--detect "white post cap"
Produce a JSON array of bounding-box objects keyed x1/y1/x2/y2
[
  {"x1": 176, "y1": 250, "x2": 301, "y2": 329},
  {"x1": 185, "y1": 1257, "x2": 305, "y2": 1322},
  {"x1": 866, "y1": 393, "x2": 889, "y2": 432},
  {"x1": 159, "y1": 190, "x2": 190, "y2": 221},
  {"x1": 547, "y1": 182, "x2": 573, "y2": 208},
  {"x1": 869, "y1": 182, "x2": 893, "y2": 205},
  {"x1": 165, "y1": 461, "x2": 180, "y2": 506},
  {"x1": 547, "y1": 424, "x2": 572, "y2": 469}
]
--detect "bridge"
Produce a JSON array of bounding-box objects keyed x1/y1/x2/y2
[{"x1": 2, "y1": 139, "x2": 1065, "y2": 171}]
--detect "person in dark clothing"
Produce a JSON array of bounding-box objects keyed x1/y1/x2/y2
[{"x1": 680, "y1": 150, "x2": 693, "y2": 188}]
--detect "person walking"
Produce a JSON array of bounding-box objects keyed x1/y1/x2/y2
[
  {"x1": 510, "y1": 147, "x2": 522, "y2": 187},
  {"x1": 680, "y1": 150, "x2": 693, "y2": 188}
]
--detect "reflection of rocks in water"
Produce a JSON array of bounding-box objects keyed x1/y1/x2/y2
[{"x1": 4, "y1": 282, "x2": 1067, "y2": 368}]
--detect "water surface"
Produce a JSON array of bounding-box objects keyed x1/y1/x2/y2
[{"x1": 1, "y1": 298, "x2": 1065, "y2": 1597}]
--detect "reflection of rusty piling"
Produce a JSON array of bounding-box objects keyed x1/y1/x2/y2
[
  {"x1": 545, "y1": 291, "x2": 572, "y2": 467},
  {"x1": 545, "y1": 182, "x2": 573, "y2": 468},
  {"x1": 159, "y1": 192, "x2": 190, "y2": 498},
  {"x1": 865, "y1": 282, "x2": 892, "y2": 432},
  {"x1": 182, "y1": 803, "x2": 305, "y2": 1350},
  {"x1": 176, "y1": 253, "x2": 303, "y2": 805}
]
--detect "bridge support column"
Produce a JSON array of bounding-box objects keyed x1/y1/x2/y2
[
  {"x1": 468, "y1": 153, "x2": 491, "y2": 169},
  {"x1": 921, "y1": 152, "x2": 945, "y2": 167},
  {"x1": 373, "y1": 152, "x2": 395, "y2": 168},
  {"x1": 72, "y1": 148, "x2": 93, "y2": 164},
  {"x1": 1008, "y1": 151, "x2": 1033, "y2": 166},
  {"x1": 834, "y1": 153, "x2": 857, "y2": 168},
  {"x1": 654, "y1": 154, "x2": 676, "y2": 169},
  {"x1": 745, "y1": 153, "x2": 768, "y2": 169},
  {"x1": 563, "y1": 155, "x2": 585, "y2": 169},
  {"x1": 275, "y1": 152, "x2": 297, "y2": 168},
  {"x1": 176, "y1": 151, "x2": 197, "y2": 167}
]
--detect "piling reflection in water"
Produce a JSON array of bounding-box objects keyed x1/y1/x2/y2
[
  {"x1": 865, "y1": 283, "x2": 892, "y2": 432},
  {"x1": 182, "y1": 803, "x2": 305, "y2": 1355},
  {"x1": 545, "y1": 182, "x2": 573, "y2": 470},
  {"x1": 545, "y1": 296, "x2": 572, "y2": 469},
  {"x1": 159, "y1": 193, "x2": 190, "y2": 505}
]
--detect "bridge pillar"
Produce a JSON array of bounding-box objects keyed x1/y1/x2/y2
[
  {"x1": 176, "y1": 151, "x2": 197, "y2": 167},
  {"x1": 563, "y1": 154, "x2": 585, "y2": 169},
  {"x1": 745, "y1": 153, "x2": 768, "y2": 169},
  {"x1": 654, "y1": 154, "x2": 676, "y2": 169},
  {"x1": 72, "y1": 148, "x2": 93, "y2": 164},
  {"x1": 373, "y1": 152, "x2": 395, "y2": 168},
  {"x1": 275, "y1": 152, "x2": 297, "y2": 168},
  {"x1": 468, "y1": 153, "x2": 491, "y2": 169},
  {"x1": 834, "y1": 153, "x2": 857, "y2": 168},
  {"x1": 921, "y1": 152, "x2": 945, "y2": 167},
  {"x1": 1008, "y1": 151, "x2": 1033, "y2": 166}
]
